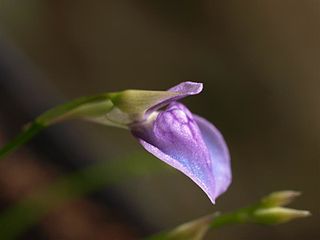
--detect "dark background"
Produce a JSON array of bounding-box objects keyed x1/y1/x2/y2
[{"x1": 0, "y1": 1, "x2": 319, "y2": 239}]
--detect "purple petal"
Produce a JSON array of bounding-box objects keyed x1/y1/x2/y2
[
  {"x1": 193, "y1": 115, "x2": 232, "y2": 199},
  {"x1": 146, "y1": 81, "x2": 203, "y2": 115},
  {"x1": 131, "y1": 102, "x2": 230, "y2": 203},
  {"x1": 168, "y1": 81, "x2": 203, "y2": 94}
]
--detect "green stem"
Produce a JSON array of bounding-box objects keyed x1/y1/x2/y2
[
  {"x1": 210, "y1": 205, "x2": 258, "y2": 229},
  {"x1": 210, "y1": 212, "x2": 244, "y2": 228},
  {"x1": 0, "y1": 94, "x2": 113, "y2": 161},
  {"x1": 0, "y1": 121, "x2": 44, "y2": 160}
]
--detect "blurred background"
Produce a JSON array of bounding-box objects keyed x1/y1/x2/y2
[{"x1": 0, "y1": 0, "x2": 319, "y2": 239}]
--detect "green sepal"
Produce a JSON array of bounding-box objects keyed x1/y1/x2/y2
[
  {"x1": 253, "y1": 207, "x2": 311, "y2": 225},
  {"x1": 105, "y1": 90, "x2": 179, "y2": 125},
  {"x1": 35, "y1": 94, "x2": 113, "y2": 126},
  {"x1": 260, "y1": 190, "x2": 301, "y2": 207}
]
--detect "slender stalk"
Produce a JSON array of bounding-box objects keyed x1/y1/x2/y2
[
  {"x1": 0, "y1": 94, "x2": 113, "y2": 161},
  {"x1": 210, "y1": 205, "x2": 258, "y2": 229},
  {"x1": 0, "y1": 121, "x2": 44, "y2": 160}
]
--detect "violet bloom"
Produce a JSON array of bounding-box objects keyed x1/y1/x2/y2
[
  {"x1": 128, "y1": 82, "x2": 231, "y2": 204},
  {"x1": 25, "y1": 81, "x2": 231, "y2": 204}
]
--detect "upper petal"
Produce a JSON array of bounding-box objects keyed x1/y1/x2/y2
[
  {"x1": 146, "y1": 81, "x2": 203, "y2": 115},
  {"x1": 131, "y1": 102, "x2": 221, "y2": 203}
]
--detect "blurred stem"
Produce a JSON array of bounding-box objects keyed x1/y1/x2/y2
[
  {"x1": 0, "y1": 152, "x2": 166, "y2": 240},
  {"x1": 0, "y1": 94, "x2": 112, "y2": 161},
  {"x1": 209, "y1": 205, "x2": 258, "y2": 229},
  {"x1": 0, "y1": 121, "x2": 44, "y2": 160}
]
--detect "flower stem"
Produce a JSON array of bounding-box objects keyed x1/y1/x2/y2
[
  {"x1": 0, "y1": 121, "x2": 44, "y2": 160},
  {"x1": 0, "y1": 94, "x2": 113, "y2": 161}
]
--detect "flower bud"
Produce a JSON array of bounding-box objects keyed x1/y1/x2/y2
[
  {"x1": 166, "y1": 215, "x2": 213, "y2": 240},
  {"x1": 253, "y1": 207, "x2": 311, "y2": 225},
  {"x1": 261, "y1": 190, "x2": 301, "y2": 207}
]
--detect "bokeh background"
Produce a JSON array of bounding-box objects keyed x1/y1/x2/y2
[{"x1": 0, "y1": 1, "x2": 319, "y2": 239}]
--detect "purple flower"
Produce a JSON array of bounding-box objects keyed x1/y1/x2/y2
[{"x1": 129, "y1": 82, "x2": 231, "y2": 204}]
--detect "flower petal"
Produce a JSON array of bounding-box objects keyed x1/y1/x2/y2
[
  {"x1": 146, "y1": 81, "x2": 203, "y2": 115},
  {"x1": 193, "y1": 115, "x2": 232, "y2": 199},
  {"x1": 131, "y1": 102, "x2": 223, "y2": 203}
]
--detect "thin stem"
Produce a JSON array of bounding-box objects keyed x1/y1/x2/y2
[
  {"x1": 210, "y1": 205, "x2": 259, "y2": 229},
  {"x1": 0, "y1": 94, "x2": 113, "y2": 161},
  {"x1": 0, "y1": 121, "x2": 44, "y2": 160}
]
